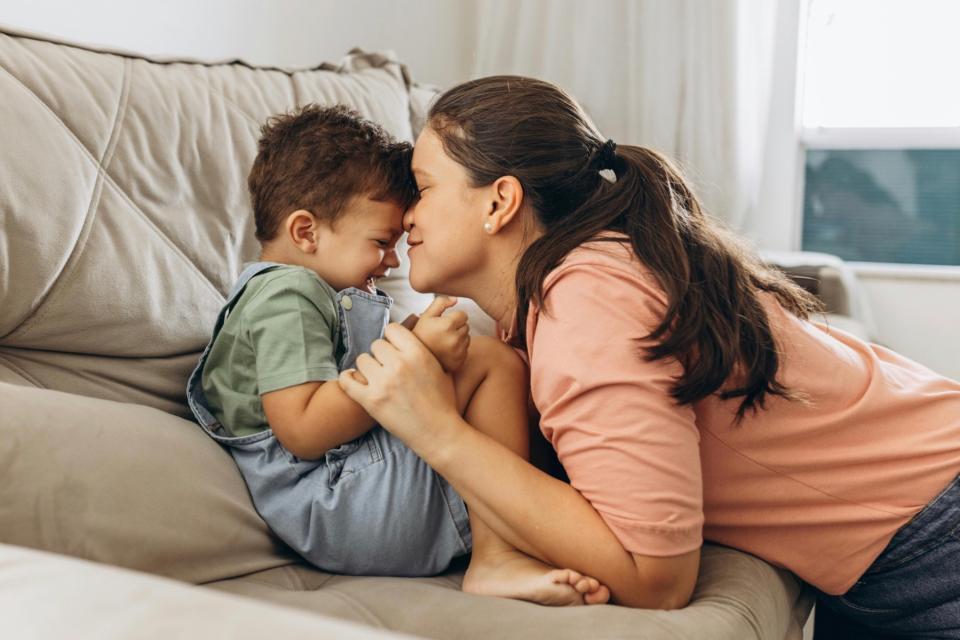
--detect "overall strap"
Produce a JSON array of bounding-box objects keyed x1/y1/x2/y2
[{"x1": 185, "y1": 261, "x2": 286, "y2": 441}]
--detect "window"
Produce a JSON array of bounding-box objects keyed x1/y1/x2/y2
[{"x1": 799, "y1": 0, "x2": 960, "y2": 266}]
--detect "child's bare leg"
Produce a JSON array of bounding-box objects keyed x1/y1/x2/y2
[{"x1": 451, "y1": 337, "x2": 610, "y2": 606}]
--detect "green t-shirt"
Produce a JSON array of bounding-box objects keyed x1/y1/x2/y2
[{"x1": 201, "y1": 265, "x2": 345, "y2": 437}]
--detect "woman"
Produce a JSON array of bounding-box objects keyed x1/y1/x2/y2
[{"x1": 339, "y1": 76, "x2": 960, "y2": 635}]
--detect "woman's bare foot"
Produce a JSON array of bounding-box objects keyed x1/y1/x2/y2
[{"x1": 462, "y1": 549, "x2": 611, "y2": 606}]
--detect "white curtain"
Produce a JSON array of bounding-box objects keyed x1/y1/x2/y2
[{"x1": 471, "y1": 0, "x2": 780, "y2": 231}]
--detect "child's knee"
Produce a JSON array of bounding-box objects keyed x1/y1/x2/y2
[{"x1": 467, "y1": 336, "x2": 528, "y2": 382}]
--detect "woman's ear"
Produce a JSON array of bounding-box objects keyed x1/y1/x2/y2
[
  {"x1": 483, "y1": 176, "x2": 524, "y2": 234},
  {"x1": 285, "y1": 209, "x2": 321, "y2": 253}
]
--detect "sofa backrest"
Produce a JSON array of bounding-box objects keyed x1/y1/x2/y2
[{"x1": 0, "y1": 26, "x2": 432, "y2": 417}]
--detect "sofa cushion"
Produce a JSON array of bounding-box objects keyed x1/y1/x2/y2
[
  {"x1": 0, "y1": 381, "x2": 293, "y2": 583},
  {"x1": 0, "y1": 378, "x2": 814, "y2": 639},
  {"x1": 207, "y1": 545, "x2": 814, "y2": 640},
  {"x1": 0, "y1": 26, "x2": 427, "y2": 418},
  {"x1": 761, "y1": 249, "x2": 878, "y2": 340},
  {"x1": 0, "y1": 543, "x2": 409, "y2": 639}
]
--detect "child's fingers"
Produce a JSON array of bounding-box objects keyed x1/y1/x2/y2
[
  {"x1": 421, "y1": 295, "x2": 458, "y2": 318},
  {"x1": 400, "y1": 313, "x2": 419, "y2": 330},
  {"x1": 447, "y1": 310, "x2": 468, "y2": 329},
  {"x1": 337, "y1": 369, "x2": 367, "y2": 394}
]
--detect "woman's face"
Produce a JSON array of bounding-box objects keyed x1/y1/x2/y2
[{"x1": 405, "y1": 126, "x2": 490, "y2": 295}]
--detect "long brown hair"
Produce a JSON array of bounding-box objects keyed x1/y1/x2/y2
[{"x1": 428, "y1": 76, "x2": 821, "y2": 420}]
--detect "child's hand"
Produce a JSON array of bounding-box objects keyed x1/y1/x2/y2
[{"x1": 412, "y1": 296, "x2": 469, "y2": 372}]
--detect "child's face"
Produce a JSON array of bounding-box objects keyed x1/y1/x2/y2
[{"x1": 312, "y1": 196, "x2": 405, "y2": 293}]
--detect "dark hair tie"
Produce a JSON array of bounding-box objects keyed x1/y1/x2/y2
[{"x1": 597, "y1": 139, "x2": 617, "y2": 170}]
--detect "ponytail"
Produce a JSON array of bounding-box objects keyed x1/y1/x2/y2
[{"x1": 430, "y1": 76, "x2": 821, "y2": 420}]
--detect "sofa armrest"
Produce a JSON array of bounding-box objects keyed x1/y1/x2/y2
[{"x1": 761, "y1": 250, "x2": 878, "y2": 340}]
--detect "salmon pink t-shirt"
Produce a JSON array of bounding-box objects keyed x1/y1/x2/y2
[{"x1": 518, "y1": 238, "x2": 960, "y2": 595}]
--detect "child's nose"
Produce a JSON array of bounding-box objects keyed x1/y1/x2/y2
[{"x1": 383, "y1": 248, "x2": 401, "y2": 269}]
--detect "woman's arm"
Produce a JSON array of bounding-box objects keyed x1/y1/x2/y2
[
  {"x1": 431, "y1": 415, "x2": 700, "y2": 609},
  {"x1": 341, "y1": 325, "x2": 700, "y2": 609}
]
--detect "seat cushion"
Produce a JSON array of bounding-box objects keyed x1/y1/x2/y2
[
  {"x1": 0, "y1": 379, "x2": 812, "y2": 638},
  {"x1": 207, "y1": 546, "x2": 813, "y2": 640},
  {"x1": 0, "y1": 543, "x2": 408, "y2": 639},
  {"x1": 0, "y1": 381, "x2": 293, "y2": 583}
]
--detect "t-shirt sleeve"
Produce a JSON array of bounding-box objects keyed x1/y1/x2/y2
[
  {"x1": 242, "y1": 272, "x2": 342, "y2": 394},
  {"x1": 528, "y1": 261, "x2": 704, "y2": 557}
]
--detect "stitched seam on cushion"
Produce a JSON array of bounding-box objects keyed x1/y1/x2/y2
[
  {"x1": 8, "y1": 57, "x2": 132, "y2": 339},
  {"x1": 283, "y1": 564, "x2": 335, "y2": 590},
  {"x1": 0, "y1": 60, "x2": 224, "y2": 340},
  {"x1": 124, "y1": 55, "x2": 263, "y2": 131},
  {"x1": 0, "y1": 59, "x2": 125, "y2": 338},
  {"x1": 291, "y1": 72, "x2": 301, "y2": 116},
  {"x1": 0, "y1": 29, "x2": 407, "y2": 75},
  {"x1": 166, "y1": 69, "x2": 262, "y2": 129},
  {"x1": 0, "y1": 351, "x2": 45, "y2": 387},
  {"x1": 2, "y1": 32, "x2": 409, "y2": 135}
]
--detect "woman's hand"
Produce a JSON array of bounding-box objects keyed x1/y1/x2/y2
[{"x1": 338, "y1": 322, "x2": 462, "y2": 453}]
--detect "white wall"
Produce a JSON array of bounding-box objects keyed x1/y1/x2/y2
[
  {"x1": 858, "y1": 270, "x2": 960, "y2": 380},
  {"x1": 1, "y1": 0, "x2": 477, "y2": 87}
]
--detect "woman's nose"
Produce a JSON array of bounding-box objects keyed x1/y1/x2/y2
[{"x1": 402, "y1": 207, "x2": 415, "y2": 231}]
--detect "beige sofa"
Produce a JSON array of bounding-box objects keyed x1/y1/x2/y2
[{"x1": 0, "y1": 25, "x2": 816, "y2": 638}]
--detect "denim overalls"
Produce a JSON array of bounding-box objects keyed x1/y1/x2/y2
[{"x1": 186, "y1": 262, "x2": 471, "y2": 576}]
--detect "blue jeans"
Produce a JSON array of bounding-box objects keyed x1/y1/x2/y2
[{"x1": 816, "y1": 474, "x2": 960, "y2": 639}]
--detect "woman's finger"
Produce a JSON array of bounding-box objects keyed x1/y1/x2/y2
[
  {"x1": 354, "y1": 352, "x2": 383, "y2": 379},
  {"x1": 382, "y1": 322, "x2": 433, "y2": 354},
  {"x1": 369, "y1": 338, "x2": 396, "y2": 364}
]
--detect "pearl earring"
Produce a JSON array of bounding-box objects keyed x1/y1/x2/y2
[{"x1": 483, "y1": 222, "x2": 493, "y2": 233}]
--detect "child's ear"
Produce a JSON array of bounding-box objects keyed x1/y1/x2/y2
[{"x1": 285, "y1": 209, "x2": 322, "y2": 253}]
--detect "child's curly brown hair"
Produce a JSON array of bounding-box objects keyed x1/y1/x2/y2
[{"x1": 248, "y1": 104, "x2": 417, "y2": 242}]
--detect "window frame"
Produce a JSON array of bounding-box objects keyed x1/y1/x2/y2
[{"x1": 791, "y1": 1, "x2": 960, "y2": 278}]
